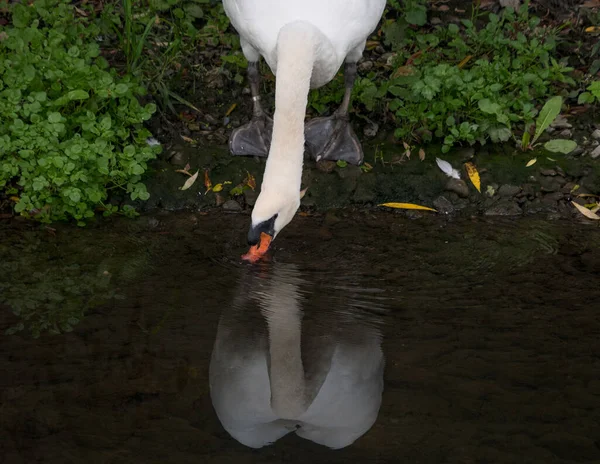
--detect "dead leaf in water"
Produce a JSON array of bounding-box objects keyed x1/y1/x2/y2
[
  {"x1": 379, "y1": 202, "x2": 437, "y2": 212},
  {"x1": 572, "y1": 201, "x2": 600, "y2": 220},
  {"x1": 464, "y1": 162, "x2": 481, "y2": 193},
  {"x1": 225, "y1": 103, "x2": 237, "y2": 117},
  {"x1": 204, "y1": 169, "x2": 212, "y2": 190},
  {"x1": 181, "y1": 170, "x2": 199, "y2": 190},
  {"x1": 526, "y1": 158, "x2": 537, "y2": 167}
]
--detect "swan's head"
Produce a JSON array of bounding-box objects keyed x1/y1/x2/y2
[{"x1": 242, "y1": 186, "x2": 303, "y2": 262}]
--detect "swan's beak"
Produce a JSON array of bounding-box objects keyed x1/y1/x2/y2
[{"x1": 241, "y1": 232, "x2": 273, "y2": 263}]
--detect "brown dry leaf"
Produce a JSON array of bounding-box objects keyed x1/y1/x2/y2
[
  {"x1": 582, "y1": 0, "x2": 600, "y2": 7},
  {"x1": 181, "y1": 170, "x2": 199, "y2": 191},
  {"x1": 300, "y1": 187, "x2": 308, "y2": 199},
  {"x1": 245, "y1": 171, "x2": 256, "y2": 190},
  {"x1": 392, "y1": 65, "x2": 418, "y2": 78},
  {"x1": 572, "y1": 201, "x2": 600, "y2": 220},
  {"x1": 204, "y1": 169, "x2": 212, "y2": 190},
  {"x1": 464, "y1": 162, "x2": 481, "y2": 193},
  {"x1": 9, "y1": 196, "x2": 19, "y2": 202},
  {"x1": 175, "y1": 169, "x2": 193, "y2": 177},
  {"x1": 526, "y1": 158, "x2": 537, "y2": 167},
  {"x1": 181, "y1": 135, "x2": 195, "y2": 144},
  {"x1": 457, "y1": 55, "x2": 473, "y2": 69},
  {"x1": 379, "y1": 202, "x2": 437, "y2": 212},
  {"x1": 419, "y1": 148, "x2": 426, "y2": 161}
]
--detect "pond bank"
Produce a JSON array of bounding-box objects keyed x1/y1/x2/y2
[{"x1": 122, "y1": 135, "x2": 600, "y2": 222}]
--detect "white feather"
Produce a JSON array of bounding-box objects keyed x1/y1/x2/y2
[{"x1": 436, "y1": 157, "x2": 461, "y2": 180}]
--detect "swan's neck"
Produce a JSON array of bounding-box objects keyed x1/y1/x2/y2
[
  {"x1": 261, "y1": 22, "x2": 317, "y2": 191},
  {"x1": 266, "y1": 305, "x2": 308, "y2": 419}
]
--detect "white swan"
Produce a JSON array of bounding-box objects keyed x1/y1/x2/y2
[
  {"x1": 223, "y1": 0, "x2": 386, "y2": 259},
  {"x1": 209, "y1": 264, "x2": 385, "y2": 449}
]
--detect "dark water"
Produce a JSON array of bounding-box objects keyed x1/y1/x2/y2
[{"x1": 1, "y1": 211, "x2": 600, "y2": 463}]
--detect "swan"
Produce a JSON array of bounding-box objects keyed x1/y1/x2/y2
[
  {"x1": 209, "y1": 264, "x2": 386, "y2": 449},
  {"x1": 222, "y1": 0, "x2": 387, "y2": 260}
]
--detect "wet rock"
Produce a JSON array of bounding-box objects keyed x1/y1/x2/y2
[
  {"x1": 358, "y1": 60, "x2": 374, "y2": 73},
  {"x1": 571, "y1": 146, "x2": 585, "y2": 156},
  {"x1": 336, "y1": 165, "x2": 362, "y2": 180},
  {"x1": 541, "y1": 192, "x2": 564, "y2": 205},
  {"x1": 168, "y1": 149, "x2": 189, "y2": 166},
  {"x1": 484, "y1": 201, "x2": 522, "y2": 216},
  {"x1": 445, "y1": 178, "x2": 469, "y2": 198},
  {"x1": 222, "y1": 200, "x2": 242, "y2": 212},
  {"x1": 539, "y1": 432, "x2": 600, "y2": 462},
  {"x1": 352, "y1": 174, "x2": 377, "y2": 203},
  {"x1": 243, "y1": 189, "x2": 258, "y2": 207},
  {"x1": 433, "y1": 196, "x2": 455, "y2": 214},
  {"x1": 590, "y1": 145, "x2": 600, "y2": 159},
  {"x1": 540, "y1": 168, "x2": 557, "y2": 176},
  {"x1": 591, "y1": 128, "x2": 600, "y2": 140},
  {"x1": 539, "y1": 176, "x2": 562, "y2": 193},
  {"x1": 214, "y1": 193, "x2": 225, "y2": 207},
  {"x1": 498, "y1": 184, "x2": 521, "y2": 197}
]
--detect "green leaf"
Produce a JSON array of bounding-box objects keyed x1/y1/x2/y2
[
  {"x1": 336, "y1": 160, "x2": 348, "y2": 168},
  {"x1": 533, "y1": 96, "x2": 562, "y2": 144},
  {"x1": 578, "y1": 92, "x2": 594, "y2": 104},
  {"x1": 406, "y1": 8, "x2": 427, "y2": 26},
  {"x1": 543, "y1": 139, "x2": 577, "y2": 154},
  {"x1": 478, "y1": 98, "x2": 501, "y2": 114},
  {"x1": 67, "y1": 90, "x2": 89, "y2": 101},
  {"x1": 47, "y1": 112, "x2": 62, "y2": 123}
]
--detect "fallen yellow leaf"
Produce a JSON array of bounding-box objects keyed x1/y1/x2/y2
[
  {"x1": 585, "y1": 26, "x2": 600, "y2": 33},
  {"x1": 526, "y1": 158, "x2": 537, "y2": 167},
  {"x1": 464, "y1": 162, "x2": 481, "y2": 193},
  {"x1": 457, "y1": 55, "x2": 473, "y2": 69},
  {"x1": 181, "y1": 170, "x2": 199, "y2": 191},
  {"x1": 379, "y1": 202, "x2": 437, "y2": 212},
  {"x1": 225, "y1": 103, "x2": 237, "y2": 117},
  {"x1": 572, "y1": 201, "x2": 600, "y2": 220},
  {"x1": 9, "y1": 196, "x2": 20, "y2": 202},
  {"x1": 212, "y1": 183, "x2": 224, "y2": 192}
]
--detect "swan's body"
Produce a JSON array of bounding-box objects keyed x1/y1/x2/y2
[
  {"x1": 223, "y1": 0, "x2": 386, "y2": 254},
  {"x1": 209, "y1": 264, "x2": 385, "y2": 449}
]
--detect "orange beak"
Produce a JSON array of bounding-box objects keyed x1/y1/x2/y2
[{"x1": 241, "y1": 232, "x2": 273, "y2": 263}]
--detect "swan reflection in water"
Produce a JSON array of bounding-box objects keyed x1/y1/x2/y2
[{"x1": 209, "y1": 263, "x2": 387, "y2": 449}]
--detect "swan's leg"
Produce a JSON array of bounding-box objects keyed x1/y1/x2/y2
[
  {"x1": 304, "y1": 61, "x2": 363, "y2": 165},
  {"x1": 229, "y1": 61, "x2": 273, "y2": 157}
]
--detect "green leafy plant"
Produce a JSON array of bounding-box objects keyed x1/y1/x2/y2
[
  {"x1": 578, "y1": 81, "x2": 600, "y2": 105},
  {"x1": 0, "y1": 0, "x2": 160, "y2": 224}
]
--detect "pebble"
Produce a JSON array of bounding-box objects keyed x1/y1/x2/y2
[
  {"x1": 498, "y1": 184, "x2": 521, "y2": 197},
  {"x1": 558, "y1": 129, "x2": 572, "y2": 138},
  {"x1": 540, "y1": 168, "x2": 557, "y2": 177},
  {"x1": 550, "y1": 115, "x2": 572, "y2": 130},
  {"x1": 484, "y1": 201, "x2": 523, "y2": 216},
  {"x1": 591, "y1": 129, "x2": 600, "y2": 140},
  {"x1": 590, "y1": 145, "x2": 600, "y2": 159},
  {"x1": 445, "y1": 178, "x2": 470, "y2": 198},
  {"x1": 358, "y1": 60, "x2": 374, "y2": 73},
  {"x1": 222, "y1": 200, "x2": 242, "y2": 212},
  {"x1": 363, "y1": 122, "x2": 379, "y2": 138}
]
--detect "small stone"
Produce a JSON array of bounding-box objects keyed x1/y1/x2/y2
[
  {"x1": 498, "y1": 184, "x2": 521, "y2": 197},
  {"x1": 540, "y1": 168, "x2": 557, "y2": 176},
  {"x1": 222, "y1": 200, "x2": 242, "y2": 212},
  {"x1": 542, "y1": 192, "x2": 564, "y2": 204},
  {"x1": 433, "y1": 196, "x2": 455, "y2": 214},
  {"x1": 590, "y1": 145, "x2": 600, "y2": 159},
  {"x1": 430, "y1": 17, "x2": 442, "y2": 25},
  {"x1": 358, "y1": 60, "x2": 374, "y2": 73},
  {"x1": 558, "y1": 129, "x2": 572, "y2": 138},
  {"x1": 550, "y1": 115, "x2": 572, "y2": 130},
  {"x1": 591, "y1": 129, "x2": 600, "y2": 140},
  {"x1": 484, "y1": 201, "x2": 522, "y2": 216},
  {"x1": 168, "y1": 149, "x2": 189, "y2": 166},
  {"x1": 316, "y1": 160, "x2": 336, "y2": 173},
  {"x1": 215, "y1": 193, "x2": 225, "y2": 207},
  {"x1": 571, "y1": 146, "x2": 584, "y2": 156},
  {"x1": 363, "y1": 122, "x2": 379, "y2": 138},
  {"x1": 445, "y1": 178, "x2": 469, "y2": 198}
]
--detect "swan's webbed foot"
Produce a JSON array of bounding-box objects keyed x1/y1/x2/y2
[
  {"x1": 304, "y1": 115, "x2": 363, "y2": 164},
  {"x1": 230, "y1": 113, "x2": 273, "y2": 157},
  {"x1": 304, "y1": 61, "x2": 363, "y2": 165},
  {"x1": 230, "y1": 60, "x2": 273, "y2": 157}
]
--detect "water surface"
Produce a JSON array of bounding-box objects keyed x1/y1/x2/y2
[{"x1": 1, "y1": 211, "x2": 599, "y2": 463}]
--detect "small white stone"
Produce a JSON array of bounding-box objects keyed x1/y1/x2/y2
[
  {"x1": 591, "y1": 129, "x2": 600, "y2": 140},
  {"x1": 591, "y1": 145, "x2": 600, "y2": 159}
]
